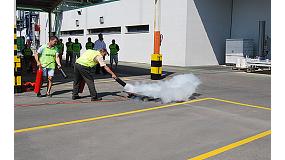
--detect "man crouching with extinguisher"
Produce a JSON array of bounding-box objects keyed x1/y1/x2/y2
[
  {"x1": 34, "y1": 36, "x2": 62, "y2": 97},
  {"x1": 72, "y1": 48, "x2": 117, "y2": 101}
]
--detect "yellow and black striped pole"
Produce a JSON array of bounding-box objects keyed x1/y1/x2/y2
[
  {"x1": 151, "y1": 53, "x2": 162, "y2": 80},
  {"x1": 14, "y1": 25, "x2": 17, "y2": 55},
  {"x1": 14, "y1": 25, "x2": 22, "y2": 93},
  {"x1": 151, "y1": 0, "x2": 162, "y2": 80}
]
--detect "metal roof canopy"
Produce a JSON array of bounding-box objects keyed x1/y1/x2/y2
[
  {"x1": 16, "y1": 0, "x2": 119, "y2": 38},
  {"x1": 16, "y1": 0, "x2": 119, "y2": 12},
  {"x1": 16, "y1": 0, "x2": 63, "y2": 12}
]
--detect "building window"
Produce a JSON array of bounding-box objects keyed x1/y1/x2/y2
[
  {"x1": 99, "y1": 16, "x2": 104, "y2": 24},
  {"x1": 88, "y1": 27, "x2": 121, "y2": 35},
  {"x1": 126, "y1": 25, "x2": 149, "y2": 33},
  {"x1": 61, "y1": 29, "x2": 84, "y2": 36},
  {"x1": 76, "y1": 20, "x2": 79, "y2": 27}
]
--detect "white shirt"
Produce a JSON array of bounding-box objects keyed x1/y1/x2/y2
[
  {"x1": 94, "y1": 39, "x2": 106, "y2": 50},
  {"x1": 94, "y1": 55, "x2": 107, "y2": 67}
]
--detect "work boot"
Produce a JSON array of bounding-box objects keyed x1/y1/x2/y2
[
  {"x1": 72, "y1": 95, "x2": 81, "y2": 100},
  {"x1": 91, "y1": 97, "x2": 102, "y2": 101}
]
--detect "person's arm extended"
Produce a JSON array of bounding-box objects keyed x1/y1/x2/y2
[
  {"x1": 104, "y1": 65, "x2": 117, "y2": 79},
  {"x1": 94, "y1": 55, "x2": 116, "y2": 78}
]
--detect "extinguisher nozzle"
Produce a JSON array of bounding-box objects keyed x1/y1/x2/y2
[{"x1": 115, "y1": 77, "x2": 126, "y2": 87}]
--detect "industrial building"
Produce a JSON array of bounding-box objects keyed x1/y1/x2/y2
[{"x1": 35, "y1": 0, "x2": 271, "y2": 66}]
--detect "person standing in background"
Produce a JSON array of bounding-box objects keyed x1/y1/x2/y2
[
  {"x1": 65, "y1": 37, "x2": 73, "y2": 67},
  {"x1": 85, "y1": 37, "x2": 94, "y2": 50},
  {"x1": 72, "y1": 38, "x2": 82, "y2": 66},
  {"x1": 21, "y1": 39, "x2": 33, "y2": 72},
  {"x1": 56, "y1": 39, "x2": 64, "y2": 63},
  {"x1": 109, "y1": 39, "x2": 120, "y2": 69},
  {"x1": 94, "y1": 33, "x2": 108, "y2": 74}
]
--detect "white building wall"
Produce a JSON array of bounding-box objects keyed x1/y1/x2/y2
[
  {"x1": 39, "y1": 0, "x2": 270, "y2": 66},
  {"x1": 39, "y1": 13, "x2": 56, "y2": 45},
  {"x1": 61, "y1": 8, "x2": 86, "y2": 31},
  {"x1": 39, "y1": 12, "x2": 49, "y2": 45},
  {"x1": 39, "y1": 0, "x2": 188, "y2": 66},
  {"x1": 160, "y1": 0, "x2": 188, "y2": 66},
  {"x1": 186, "y1": 0, "x2": 232, "y2": 66},
  {"x1": 231, "y1": 0, "x2": 271, "y2": 55}
]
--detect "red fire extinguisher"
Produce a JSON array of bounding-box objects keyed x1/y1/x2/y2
[{"x1": 34, "y1": 66, "x2": 43, "y2": 94}]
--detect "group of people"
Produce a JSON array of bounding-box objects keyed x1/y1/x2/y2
[
  {"x1": 63, "y1": 34, "x2": 120, "y2": 73},
  {"x1": 33, "y1": 34, "x2": 119, "y2": 101}
]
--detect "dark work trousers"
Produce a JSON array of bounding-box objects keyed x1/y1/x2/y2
[
  {"x1": 73, "y1": 63, "x2": 98, "y2": 98},
  {"x1": 95, "y1": 55, "x2": 107, "y2": 74},
  {"x1": 66, "y1": 51, "x2": 73, "y2": 66}
]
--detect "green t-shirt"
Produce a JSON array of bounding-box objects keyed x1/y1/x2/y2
[
  {"x1": 109, "y1": 43, "x2": 119, "y2": 55},
  {"x1": 37, "y1": 44, "x2": 59, "y2": 69},
  {"x1": 72, "y1": 43, "x2": 82, "y2": 53},
  {"x1": 17, "y1": 37, "x2": 25, "y2": 51},
  {"x1": 86, "y1": 42, "x2": 94, "y2": 50},
  {"x1": 22, "y1": 46, "x2": 32, "y2": 56},
  {"x1": 56, "y1": 43, "x2": 64, "y2": 54},
  {"x1": 66, "y1": 41, "x2": 73, "y2": 52}
]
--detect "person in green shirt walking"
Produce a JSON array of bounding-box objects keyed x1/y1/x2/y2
[
  {"x1": 85, "y1": 37, "x2": 94, "y2": 50},
  {"x1": 34, "y1": 36, "x2": 62, "y2": 97},
  {"x1": 65, "y1": 37, "x2": 73, "y2": 67},
  {"x1": 109, "y1": 39, "x2": 120, "y2": 69},
  {"x1": 56, "y1": 39, "x2": 64, "y2": 63},
  {"x1": 72, "y1": 38, "x2": 82, "y2": 66}
]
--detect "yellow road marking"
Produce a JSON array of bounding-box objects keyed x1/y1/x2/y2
[
  {"x1": 15, "y1": 97, "x2": 270, "y2": 133},
  {"x1": 188, "y1": 130, "x2": 271, "y2": 160},
  {"x1": 209, "y1": 98, "x2": 271, "y2": 111},
  {"x1": 15, "y1": 98, "x2": 211, "y2": 133}
]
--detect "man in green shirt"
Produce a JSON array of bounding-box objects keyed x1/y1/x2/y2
[
  {"x1": 56, "y1": 39, "x2": 64, "y2": 63},
  {"x1": 17, "y1": 36, "x2": 25, "y2": 52},
  {"x1": 109, "y1": 39, "x2": 120, "y2": 69},
  {"x1": 85, "y1": 37, "x2": 94, "y2": 50},
  {"x1": 72, "y1": 38, "x2": 82, "y2": 66},
  {"x1": 21, "y1": 39, "x2": 33, "y2": 72},
  {"x1": 34, "y1": 36, "x2": 62, "y2": 97},
  {"x1": 65, "y1": 37, "x2": 73, "y2": 67}
]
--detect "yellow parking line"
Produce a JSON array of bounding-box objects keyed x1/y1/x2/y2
[
  {"x1": 15, "y1": 98, "x2": 211, "y2": 133},
  {"x1": 208, "y1": 98, "x2": 271, "y2": 111},
  {"x1": 188, "y1": 130, "x2": 271, "y2": 160}
]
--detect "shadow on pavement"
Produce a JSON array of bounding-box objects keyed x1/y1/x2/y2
[
  {"x1": 21, "y1": 62, "x2": 174, "y2": 85},
  {"x1": 52, "y1": 89, "x2": 73, "y2": 96}
]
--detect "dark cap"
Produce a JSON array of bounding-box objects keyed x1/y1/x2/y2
[{"x1": 100, "y1": 48, "x2": 109, "y2": 55}]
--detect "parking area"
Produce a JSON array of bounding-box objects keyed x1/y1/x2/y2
[{"x1": 14, "y1": 63, "x2": 271, "y2": 160}]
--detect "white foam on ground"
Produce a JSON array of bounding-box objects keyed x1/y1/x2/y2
[{"x1": 124, "y1": 74, "x2": 201, "y2": 103}]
